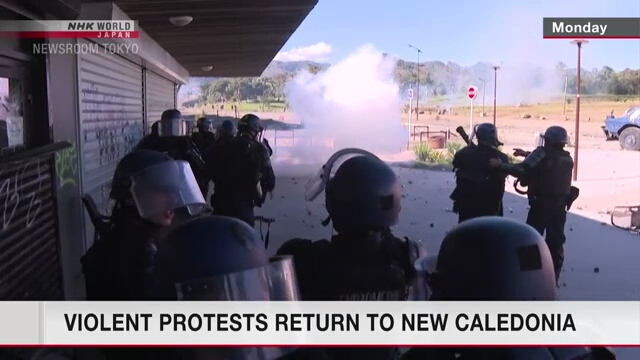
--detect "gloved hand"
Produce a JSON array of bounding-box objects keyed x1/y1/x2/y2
[{"x1": 513, "y1": 148, "x2": 529, "y2": 157}]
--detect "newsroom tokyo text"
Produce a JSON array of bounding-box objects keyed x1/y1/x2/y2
[{"x1": 32, "y1": 42, "x2": 139, "y2": 55}]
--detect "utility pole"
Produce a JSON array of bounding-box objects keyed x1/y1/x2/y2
[
  {"x1": 562, "y1": 73, "x2": 568, "y2": 117},
  {"x1": 492, "y1": 66, "x2": 500, "y2": 126},
  {"x1": 409, "y1": 44, "x2": 422, "y2": 123},
  {"x1": 479, "y1": 78, "x2": 486, "y2": 115},
  {"x1": 570, "y1": 40, "x2": 588, "y2": 181}
]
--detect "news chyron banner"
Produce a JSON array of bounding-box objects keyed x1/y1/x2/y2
[
  {"x1": 0, "y1": 20, "x2": 139, "y2": 39},
  {"x1": 0, "y1": 301, "x2": 639, "y2": 346}
]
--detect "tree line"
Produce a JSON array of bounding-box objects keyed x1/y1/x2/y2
[{"x1": 195, "y1": 61, "x2": 639, "y2": 106}]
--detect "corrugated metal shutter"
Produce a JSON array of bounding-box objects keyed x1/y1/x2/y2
[
  {"x1": 146, "y1": 71, "x2": 175, "y2": 130},
  {"x1": 0, "y1": 143, "x2": 68, "y2": 300},
  {"x1": 78, "y1": 40, "x2": 144, "y2": 217}
]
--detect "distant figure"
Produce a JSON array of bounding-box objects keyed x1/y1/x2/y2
[
  {"x1": 208, "y1": 114, "x2": 275, "y2": 226},
  {"x1": 190, "y1": 117, "x2": 216, "y2": 155},
  {"x1": 135, "y1": 109, "x2": 209, "y2": 197}
]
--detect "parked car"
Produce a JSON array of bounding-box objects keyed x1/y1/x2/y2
[{"x1": 602, "y1": 106, "x2": 640, "y2": 151}]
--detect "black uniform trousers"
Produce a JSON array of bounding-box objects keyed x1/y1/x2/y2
[
  {"x1": 211, "y1": 192, "x2": 255, "y2": 227},
  {"x1": 457, "y1": 200, "x2": 503, "y2": 223},
  {"x1": 526, "y1": 196, "x2": 567, "y2": 283}
]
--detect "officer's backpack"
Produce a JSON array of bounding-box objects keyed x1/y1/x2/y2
[{"x1": 216, "y1": 136, "x2": 263, "y2": 189}]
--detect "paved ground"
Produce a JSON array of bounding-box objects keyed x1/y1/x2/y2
[{"x1": 257, "y1": 132, "x2": 640, "y2": 358}]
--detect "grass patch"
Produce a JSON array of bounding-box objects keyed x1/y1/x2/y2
[
  {"x1": 414, "y1": 141, "x2": 522, "y2": 166},
  {"x1": 414, "y1": 143, "x2": 453, "y2": 164}
]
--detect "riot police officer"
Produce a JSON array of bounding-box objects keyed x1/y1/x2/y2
[
  {"x1": 277, "y1": 149, "x2": 423, "y2": 360},
  {"x1": 81, "y1": 150, "x2": 207, "y2": 301},
  {"x1": 136, "y1": 109, "x2": 209, "y2": 197},
  {"x1": 215, "y1": 119, "x2": 237, "y2": 143},
  {"x1": 489, "y1": 125, "x2": 574, "y2": 285},
  {"x1": 191, "y1": 117, "x2": 216, "y2": 155},
  {"x1": 153, "y1": 215, "x2": 331, "y2": 360},
  {"x1": 450, "y1": 123, "x2": 509, "y2": 223},
  {"x1": 209, "y1": 114, "x2": 275, "y2": 226},
  {"x1": 402, "y1": 216, "x2": 615, "y2": 360}
]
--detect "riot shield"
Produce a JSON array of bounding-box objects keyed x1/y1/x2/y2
[{"x1": 611, "y1": 206, "x2": 640, "y2": 231}]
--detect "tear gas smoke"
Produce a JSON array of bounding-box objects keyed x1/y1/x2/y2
[{"x1": 272, "y1": 45, "x2": 409, "y2": 176}]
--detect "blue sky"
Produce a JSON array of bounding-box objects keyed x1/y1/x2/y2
[{"x1": 275, "y1": 0, "x2": 640, "y2": 70}]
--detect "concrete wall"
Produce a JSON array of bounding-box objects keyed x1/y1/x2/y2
[{"x1": 47, "y1": 39, "x2": 86, "y2": 299}]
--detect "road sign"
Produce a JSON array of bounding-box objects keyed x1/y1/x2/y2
[
  {"x1": 467, "y1": 86, "x2": 478, "y2": 100},
  {"x1": 408, "y1": 89, "x2": 413, "y2": 100}
]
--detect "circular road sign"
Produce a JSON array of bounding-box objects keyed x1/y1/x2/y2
[{"x1": 468, "y1": 86, "x2": 478, "y2": 100}]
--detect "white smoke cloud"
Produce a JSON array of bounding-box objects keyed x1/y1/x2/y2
[
  {"x1": 271, "y1": 45, "x2": 409, "y2": 176},
  {"x1": 274, "y1": 42, "x2": 334, "y2": 62}
]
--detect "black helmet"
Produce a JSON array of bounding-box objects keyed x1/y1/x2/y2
[
  {"x1": 217, "y1": 119, "x2": 237, "y2": 139},
  {"x1": 543, "y1": 125, "x2": 568, "y2": 145},
  {"x1": 196, "y1": 117, "x2": 213, "y2": 133},
  {"x1": 110, "y1": 150, "x2": 172, "y2": 201},
  {"x1": 159, "y1": 109, "x2": 183, "y2": 136},
  {"x1": 325, "y1": 155, "x2": 401, "y2": 232},
  {"x1": 429, "y1": 216, "x2": 557, "y2": 300},
  {"x1": 474, "y1": 123, "x2": 503, "y2": 147},
  {"x1": 153, "y1": 215, "x2": 300, "y2": 359},
  {"x1": 238, "y1": 113, "x2": 263, "y2": 134},
  {"x1": 154, "y1": 215, "x2": 299, "y2": 301}
]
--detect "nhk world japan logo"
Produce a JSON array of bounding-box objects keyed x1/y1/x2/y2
[{"x1": 0, "y1": 20, "x2": 139, "y2": 39}]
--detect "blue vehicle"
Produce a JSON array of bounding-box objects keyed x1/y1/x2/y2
[{"x1": 602, "y1": 106, "x2": 640, "y2": 151}]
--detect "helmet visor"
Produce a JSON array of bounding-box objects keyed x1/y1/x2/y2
[
  {"x1": 304, "y1": 148, "x2": 381, "y2": 201},
  {"x1": 174, "y1": 257, "x2": 300, "y2": 359},
  {"x1": 130, "y1": 160, "x2": 207, "y2": 220},
  {"x1": 159, "y1": 119, "x2": 186, "y2": 136},
  {"x1": 201, "y1": 120, "x2": 214, "y2": 132},
  {"x1": 175, "y1": 256, "x2": 299, "y2": 301}
]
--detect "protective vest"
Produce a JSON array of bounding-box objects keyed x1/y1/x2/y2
[
  {"x1": 452, "y1": 146, "x2": 508, "y2": 202},
  {"x1": 277, "y1": 233, "x2": 415, "y2": 301},
  {"x1": 191, "y1": 131, "x2": 216, "y2": 155},
  {"x1": 213, "y1": 136, "x2": 263, "y2": 191},
  {"x1": 81, "y1": 219, "x2": 158, "y2": 300},
  {"x1": 277, "y1": 235, "x2": 411, "y2": 360},
  {"x1": 528, "y1": 149, "x2": 573, "y2": 198}
]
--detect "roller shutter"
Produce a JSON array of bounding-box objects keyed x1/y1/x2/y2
[
  {"x1": 0, "y1": 143, "x2": 68, "y2": 300},
  {"x1": 145, "y1": 70, "x2": 176, "y2": 131},
  {"x1": 77, "y1": 39, "x2": 144, "y2": 218}
]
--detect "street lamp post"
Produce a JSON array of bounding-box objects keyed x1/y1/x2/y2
[
  {"x1": 479, "y1": 78, "x2": 486, "y2": 115},
  {"x1": 570, "y1": 39, "x2": 588, "y2": 181},
  {"x1": 492, "y1": 66, "x2": 500, "y2": 126},
  {"x1": 408, "y1": 44, "x2": 422, "y2": 124}
]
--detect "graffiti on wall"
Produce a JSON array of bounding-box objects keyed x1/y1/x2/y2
[
  {"x1": 0, "y1": 157, "x2": 45, "y2": 235},
  {"x1": 80, "y1": 81, "x2": 144, "y2": 210},
  {"x1": 54, "y1": 143, "x2": 78, "y2": 188}
]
